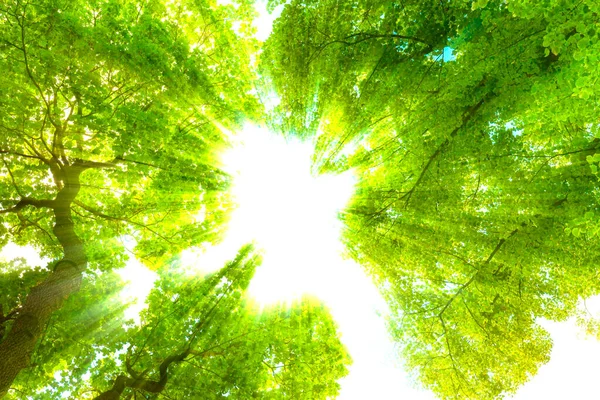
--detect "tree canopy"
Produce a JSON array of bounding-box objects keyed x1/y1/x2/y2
[
  {"x1": 5, "y1": 245, "x2": 350, "y2": 399},
  {"x1": 261, "y1": 0, "x2": 600, "y2": 398},
  {"x1": 2, "y1": 0, "x2": 600, "y2": 398},
  {"x1": 0, "y1": 0, "x2": 265, "y2": 395}
]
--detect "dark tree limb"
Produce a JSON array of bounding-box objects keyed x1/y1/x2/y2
[
  {"x1": 94, "y1": 350, "x2": 191, "y2": 400},
  {"x1": 0, "y1": 149, "x2": 48, "y2": 162},
  {"x1": 437, "y1": 229, "x2": 519, "y2": 320},
  {"x1": 401, "y1": 97, "x2": 487, "y2": 208},
  {"x1": 0, "y1": 198, "x2": 56, "y2": 214},
  {"x1": 0, "y1": 165, "x2": 87, "y2": 396},
  {"x1": 114, "y1": 156, "x2": 165, "y2": 171},
  {"x1": 309, "y1": 32, "x2": 432, "y2": 65},
  {"x1": 72, "y1": 200, "x2": 175, "y2": 245}
]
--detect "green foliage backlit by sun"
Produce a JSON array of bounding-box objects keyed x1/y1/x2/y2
[
  {"x1": 1, "y1": 0, "x2": 600, "y2": 399},
  {"x1": 262, "y1": 0, "x2": 600, "y2": 398}
]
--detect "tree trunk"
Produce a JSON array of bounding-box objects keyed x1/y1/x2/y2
[{"x1": 0, "y1": 166, "x2": 87, "y2": 397}]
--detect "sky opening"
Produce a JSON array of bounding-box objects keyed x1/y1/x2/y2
[{"x1": 181, "y1": 124, "x2": 440, "y2": 398}]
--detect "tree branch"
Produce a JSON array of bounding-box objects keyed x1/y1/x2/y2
[
  {"x1": 0, "y1": 149, "x2": 48, "y2": 163},
  {"x1": 73, "y1": 159, "x2": 116, "y2": 169},
  {"x1": 401, "y1": 97, "x2": 487, "y2": 208},
  {"x1": 114, "y1": 157, "x2": 165, "y2": 171},
  {"x1": 0, "y1": 198, "x2": 55, "y2": 214},
  {"x1": 15, "y1": 5, "x2": 56, "y2": 128},
  {"x1": 94, "y1": 349, "x2": 191, "y2": 400},
  {"x1": 437, "y1": 229, "x2": 519, "y2": 319},
  {"x1": 309, "y1": 32, "x2": 432, "y2": 65},
  {"x1": 72, "y1": 200, "x2": 175, "y2": 245}
]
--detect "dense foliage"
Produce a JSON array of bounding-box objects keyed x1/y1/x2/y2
[
  {"x1": 0, "y1": 0, "x2": 261, "y2": 394},
  {"x1": 262, "y1": 0, "x2": 600, "y2": 398},
  {"x1": 2, "y1": 0, "x2": 600, "y2": 398},
  {"x1": 8, "y1": 246, "x2": 349, "y2": 399},
  {"x1": 0, "y1": 0, "x2": 350, "y2": 397}
]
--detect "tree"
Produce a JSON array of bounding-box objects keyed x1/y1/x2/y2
[
  {"x1": 262, "y1": 0, "x2": 600, "y2": 398},
  {"x1": 5, "y1": 246, "x2": 351, "y2": 399},
  {"x1": 5, "y1": 0, "x2": 600, "y2": 398},
  {"x1": 0, "y1": 0, "x2": 260, "y2": 394}
]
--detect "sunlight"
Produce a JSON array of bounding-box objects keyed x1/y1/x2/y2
[
  {"x1": 0, "y1": 243, "x2": 49, "y2": 268},
  {"x1": 114, "y1": 236, "x2": 157, "y2": 324},
  {"x1": 116, "y1": 258, "x2": 156, "y2": 324},
  {"x1": 193, "y1": 124, "x2": 435, "y2": 399},
  {"x1": 218, "y1": 124, "x2": 356, "y2": 304}
]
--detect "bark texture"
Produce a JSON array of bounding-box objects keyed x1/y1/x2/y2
[{"x1": 0, "y1": 165, "x2": 87, "y2": 397}]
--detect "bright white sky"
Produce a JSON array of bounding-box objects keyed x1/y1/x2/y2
[{"x1": 182, "y1": 124, "x2": 431, "y2": 398}]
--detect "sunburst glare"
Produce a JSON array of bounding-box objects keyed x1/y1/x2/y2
[{"x1": 221, "y1": 124, "x2": 355, "y2": 304}]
